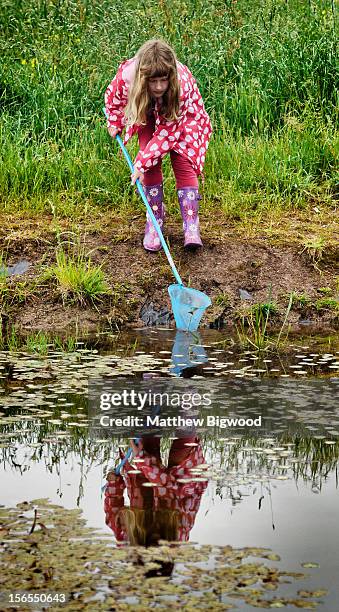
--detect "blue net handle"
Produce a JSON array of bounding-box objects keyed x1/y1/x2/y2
[
  {"x1": 103, "y1": 108, "x2": 183, "y2": 286},
  {"x1": 116, "y1": 134, "x2": 183, "y2": 286},
  {"x1": 114, "y1": 437, "x2": 141, "y2": 475}
]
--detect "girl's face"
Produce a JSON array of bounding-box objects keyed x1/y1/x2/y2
[{"x1": 148, "y1": 75, "x2": 169, "y2": 99}]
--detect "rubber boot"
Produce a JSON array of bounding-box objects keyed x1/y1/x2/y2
[
  {"x1": 143, "y1": 184, "x2": 165, "y2": 252},
  {"x1": 177, "y1": 187, "x2": 203, "y2": 248}
]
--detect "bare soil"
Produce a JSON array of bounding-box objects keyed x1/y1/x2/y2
[{"x1": 1, "y1": 210, "x2": 338, "y2": 336}]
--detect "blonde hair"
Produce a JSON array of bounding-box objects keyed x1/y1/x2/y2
[
  {"x1": 125, "y1": 39, "x2": 180, "y2": 126},
  {"x1": 119, "y1": 507, "x2": 179, "y2": 546}
]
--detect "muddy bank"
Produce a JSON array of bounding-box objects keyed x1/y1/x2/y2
[{"x1": 0, "y1": 213, "x2": 338, "y2": 336}]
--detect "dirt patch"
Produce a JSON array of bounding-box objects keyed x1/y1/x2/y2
[{"x1": 0, "y1": 213, "x2": 338, "y2": 335}]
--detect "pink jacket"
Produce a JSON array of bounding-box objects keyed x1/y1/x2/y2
[{"x1": 104, "y1": 57, "x2": 212, "y2": 176}]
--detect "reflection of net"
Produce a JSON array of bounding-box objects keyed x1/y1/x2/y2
[
  {"x1": 170, "y1": 330, "x2": 208, "y2": 377},
  {"x1": 168, "y1": 284, "x2": 211, "y2": 332}
]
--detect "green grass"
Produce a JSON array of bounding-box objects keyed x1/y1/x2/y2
[
  {"x1": 250, "y1": 301, "x2": 278, "y2": 319},
  {"x1": 317, "y1": 286, "x2": 333, "y2": 296},
  {"x1": 0, "y1": 253, "x2": 7, "y2": 276},
  {"x1": 23, "y1": 331, "x2": 79, "y2": 354},
  {"x1": 46, "y1": 249, "x2": 111, "y2": 304},
  {"x1": 234, "y1": 293, "x2": 296, "y2": 352},
  {"x1": 215, "y1": 293, "x2": 230, "y2": 307},
  {"x1": 0, "y1": 0, "x2": 337, "y2": 216},
  {"x1": 301, "y1": 236, "x2": 326, "y2": 264},
  {"x1": 24, "y1": 331, "x2": 50, "y2": 355},
  {"x1": 315, "y1": 297, "x2": 339, "y2": 312},
  {"x1": 236, "y1": 301, "x2": 279, "y2": 351},
  {"x1": 289, "y1": 292, "x2": 311, "y2": 308},
  {"x1": 0, "y1": 254, "x2": 9, "y2": 307},
  {"x1": 0, "y1": 324, "x2": 82, "y2": 352},
  {"x1": 2, "y1": 326, "x2": 20, "y2": 352}
]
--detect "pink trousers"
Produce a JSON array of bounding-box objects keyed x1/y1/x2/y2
[{"x1": 138, "y1": 117, "x2": 199, "y2": 189}]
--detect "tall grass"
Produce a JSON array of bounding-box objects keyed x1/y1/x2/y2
[{"x1": 0, "y1": 0, "x2": 337, "y2": 214}]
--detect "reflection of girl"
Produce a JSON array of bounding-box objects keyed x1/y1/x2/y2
[{"x1": 104, "y1": 436, "x2": 207, "y2": 545}]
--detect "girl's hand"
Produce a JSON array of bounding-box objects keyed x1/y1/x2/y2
[
  {"x1": 107, "y1": 127, "x2": 123, "y2": 157},
  {"x1": 130, "y1": 438, "x2": 143, "y2": 457},
  {"x1": 107, "y1": 126, "x2": 119, "y2": 139},
  {"x1": 131, "y1": 168, "x2": 144, "y2": 185}
]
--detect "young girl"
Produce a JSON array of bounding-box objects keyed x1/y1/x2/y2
[{"x1": 104, "y1": 39, "x2": 212, "y2": 251}]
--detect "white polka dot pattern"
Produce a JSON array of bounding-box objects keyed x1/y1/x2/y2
[
  {"x1": 104, "y1": 440, "x2": 208, "y2": 543},
  {"x1": 104, "y1": 58, "x2": 212, "y2": 177}
]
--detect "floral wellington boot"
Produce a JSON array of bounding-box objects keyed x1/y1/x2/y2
[
  {"x1": 143, "y1": 184, "x2": 165, "y2": 252},
  {"x1": 178, "y1": 187, "x2": 203, "y2": 248}
]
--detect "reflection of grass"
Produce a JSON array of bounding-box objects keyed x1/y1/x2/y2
[
  {"x1": 2, "y1": 384, "x2": 339, "y2": 501},
  {"x1": 2, "y1": 409, "x2": 339, "y2": 488},
  {"x1": 293, "y1": 437, "x2": 339, "y2": 483},
  {"x1": 209, "y1": 436, "x2": 339, "y2": 489}
]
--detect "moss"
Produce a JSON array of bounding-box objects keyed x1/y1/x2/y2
[{"x1": 315, "y1": 298, "x2": 339, "y2": 312}]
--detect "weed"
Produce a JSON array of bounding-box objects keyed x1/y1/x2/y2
[
  {"x1": 24, "y1": 331, "x2": 81, "y2": 354},
  {"x1": 6, "y1": 326, "x2": 20, "y2": 352},
  {"x1": 315, "y1": 298, "x2": 339, "y2": 311},
  {"x1": 138, "y1": 272, "x2": 154, "y2": 294},
  {"x1": 0, "y1": 253, "x2": 9, "y2": 308},
  {"x1": 276, "y1": 293, "x2": 293, "y2": 348},
  {"x1": 301, "y1": 236, "x2": 325, "y2": 264},
  {"x1": 215, "y1": 293, "x2": 230, "y2": 307},
  {"x1": 25, "y1": 331, "x2": 49, "y2": 355},
  {"x1": 158, "y1": 263, "x2": 175, "y2": 284},
  {"x1": 234, "y1": 292, "x2": 297, "y2": 352},
  {"x1": 106, "y1": 282, "x2": 138, "y2": 330},
  {"x1": 54, "y1": 335, "x2": 78, "y2": 352},
  {"x1": 236, "y1": 301, "x2": 278, "y2": 351},
  {"x1": 0, "y1": 325, "x2": 81, "y2": 353},
  {"x1": 289, "y1": 292, "x2": 311, "y2": 308},
  {"x1": 0, "y1": 281, "x2": 9, "y2": 309},
  {"x1": 0, "y1": 253, "x2": 8, "y2": 279},
  {"x1": 317, "y1": 287, "x2": 333, "y2": 296},
  {"x1": 47, "y1": 249, "x2": 111, "y2": 305},
  {"x1": 250, "y1": 302, "x2": 278, "y2": 318}
]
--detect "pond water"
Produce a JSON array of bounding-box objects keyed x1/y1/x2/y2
[{"x1": 1, "y1": 329, "x2": 338, "y2": 610}]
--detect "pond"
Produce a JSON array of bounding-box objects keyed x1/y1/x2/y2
[{"x1": 1, "y1": 329, "x2": 338, "y2": 610}]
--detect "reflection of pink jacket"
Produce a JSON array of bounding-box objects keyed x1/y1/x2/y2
[
  {"x1": 104, "y1": 57, "x2": 212, "y2": 176},
  {"x1": 104, "y1": 443, "x2": 207, "y2": 542}
]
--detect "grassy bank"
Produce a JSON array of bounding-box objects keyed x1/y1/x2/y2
[{"x1": 0, "y1": 0, "x2": 337, "y2": 216}]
